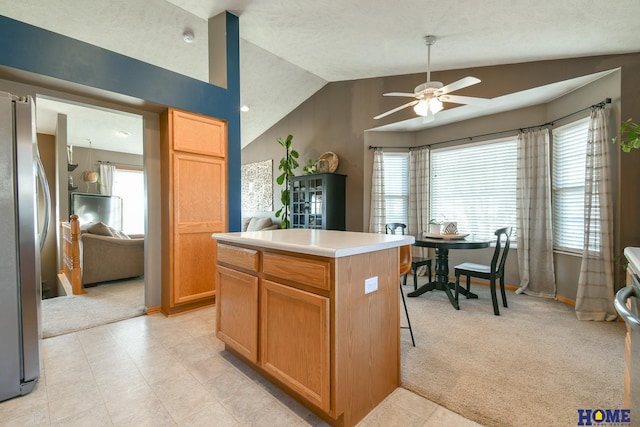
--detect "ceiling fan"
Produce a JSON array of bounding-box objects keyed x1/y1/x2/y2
[{"x1": 374, "y1": 35, "x2": 490, "y2": 121}]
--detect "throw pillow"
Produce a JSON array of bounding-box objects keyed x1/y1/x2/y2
[
  {"x1": 108, "y1": 226, "x2": 131, "y2": 239},
  {"x1": 242, "y1": 217, "x2": 252, "y2": 232},
  {"x1": 87, "y1": 221, "x2": 113, "y2": 237},
  {"x1": 246, "y1": 217, "x2": 272, "y2": 232},
  {"x1": 80, "y1": 221, "x2": 96, "y2": 231}
]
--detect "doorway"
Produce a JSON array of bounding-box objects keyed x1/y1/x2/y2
[{"x1": 36, "y1": 95, "x2": 148, "y2": 337}]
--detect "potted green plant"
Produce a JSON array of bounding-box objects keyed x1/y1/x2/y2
[
  {"x1": 614, "y1": 119, "x2": 640, "y2": 152},
  {"x1": 303, "y1": 158, "x2": 318, "y2": 175},
  {"x1": 275, "y1": 135, "x2": 299, "y2": 229}
]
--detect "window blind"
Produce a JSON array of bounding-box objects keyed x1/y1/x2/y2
[
  {"x1": 552, "y1": 117, "x2": 589, "y2": 252},
  {"x1": 382, "y1": 152, "x2": 409, "y2": 225},
  {"x1": 430, "y1": 138, "x2": 517, "y2": 239}
]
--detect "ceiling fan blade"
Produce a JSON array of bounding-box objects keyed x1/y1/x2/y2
[
  {"x1": 437, "y1": 76, "x2": 481, "y2": 96},
  {"x1": 438, "y1": 94, "x2": 491, "y2": 105},
  {"x1": 383, "y1": 92, "x2": 418, "y2": 98},
  {"x1": 374, "y1": 100, "x2": 419, "y2": 119}
]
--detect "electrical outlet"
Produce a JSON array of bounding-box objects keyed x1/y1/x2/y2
[{"x1": 365, "y1": 276, "x2": 378, "y2": 294}]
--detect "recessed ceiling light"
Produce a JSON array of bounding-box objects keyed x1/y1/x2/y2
[{"x1": 240, "y1": 105, "x2": 250, "y2": 112}]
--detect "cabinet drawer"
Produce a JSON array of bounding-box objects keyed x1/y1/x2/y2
[
  {"x1": 263, "y1": 252, "x2": 331, "y2": 291},
  {"x1": 217, "y1": 243, "x2": 259, "y2": 272}
]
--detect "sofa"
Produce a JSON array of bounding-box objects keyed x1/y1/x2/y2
[
  {"x1": 242, "y1": 215, "x2": 281, "y2": 231},
  {"x1": 80, "y1": 222, "x2": 144, "y2": 285}
]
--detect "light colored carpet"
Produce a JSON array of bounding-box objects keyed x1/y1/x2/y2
[
  {"x1": 400, "y1": 279, "x2": 626, "y2": 427},
  {"x1": 41, "y1": 278, "x2": 145, "y2": 338}
]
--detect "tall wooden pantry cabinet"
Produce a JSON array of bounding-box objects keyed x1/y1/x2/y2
[{"x1": 160, "y1": 108, "x2": 227, "y2": 316}]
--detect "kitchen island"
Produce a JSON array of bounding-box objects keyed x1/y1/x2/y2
[{"x1": 211, "y1": 229, "x2": 414, "y2": 426}]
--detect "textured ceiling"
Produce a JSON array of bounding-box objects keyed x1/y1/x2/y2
[{"x1": 3, "y1": 0, "x2": 640, "y2": 151}]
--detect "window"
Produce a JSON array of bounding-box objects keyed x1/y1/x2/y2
[
  {"x1": 112, "y1": 168, "x2": 145, "y2": 235},
  {"x1": 382, "y1": 152, "x2": 409, "y2": 225},
  {"x1": 430, "y1": 138, "x2": 517, "y2": 239},
  {"x1": 552, "y1": 118, "x2": 589, "y2": 253}
]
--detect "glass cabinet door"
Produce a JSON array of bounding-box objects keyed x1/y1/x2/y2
[
  {"x1": 290, "y1": 179, "x2": 306, "y2": 228},
  {"x1": 308, "y1": 177, "x2": 323, "y2": 229},
  {"x1": 289, "y1": 174, "x2": 345, "y2": 230}
]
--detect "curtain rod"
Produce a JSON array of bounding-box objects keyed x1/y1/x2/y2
[
  {"x1": 97, "y1": 160, "x2": 142, "y2": 169},
  {"x1": 368, "y1": 98, "x2": 611, "y2": 151}
]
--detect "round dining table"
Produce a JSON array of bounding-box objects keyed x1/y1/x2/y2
[{"x1": 408, "y1": 234, "x2": 492, "y2": 309}]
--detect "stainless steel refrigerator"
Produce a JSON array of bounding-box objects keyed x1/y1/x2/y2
[{"x1": 0, "y1": 91, "x2": 50, "y2": 402}]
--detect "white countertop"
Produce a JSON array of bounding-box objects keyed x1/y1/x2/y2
[
  {"x1": 625, "y1": 247, "x2": 640, "y2": 275},
  {"x1": 212, "y1": 229, "x2": 415, "y2": 258}
]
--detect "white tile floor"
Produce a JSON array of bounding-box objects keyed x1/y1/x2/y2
[{"x1": 0, "y1": 307, "x2": 481, "y2": 426}]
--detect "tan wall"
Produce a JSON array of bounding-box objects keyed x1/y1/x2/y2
[
  {"x1": 68, "y1": 147, "x2": 143, "y2": 195},
  {"x1": 243, "y1": 53, "x2": 640, "y2": 302},
  {"x1": 37, "y1": 134, "x2": 58, "y2": 298}
]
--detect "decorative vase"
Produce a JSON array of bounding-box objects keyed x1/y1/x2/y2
[{"x1": 82, "y1": 171, "x2": 98, "y2": 183}]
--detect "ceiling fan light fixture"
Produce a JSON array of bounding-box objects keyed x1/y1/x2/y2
[
  {"x1": 374, "y1": 35, "x2": 486, "y2": 120},
  {"x1": 413, "y1": 100, "x2": 430, "y2": 116},
  {"x1": 429, "y1": 97, "x2": 443, "y2": 114},
  {"x1": 413, "y1": 97, "x2": 443, "y2": 117}
]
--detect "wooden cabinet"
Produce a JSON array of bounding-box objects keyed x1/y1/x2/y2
[
  {"x1": 290, "y1": 173, "x2": 346, "y2": 230},
  {"x1": 216, "y1": 265, "x2": 258, "y2": 363},
  {"x1": 161, "y1": 108, "x2": 227, "y2": 315},
  {"x1": 261, "y1": 279, "x2": 330, "y2": 411},
  {"x1": 215, "y1": 238, "x2": 400, "y2": 426}
]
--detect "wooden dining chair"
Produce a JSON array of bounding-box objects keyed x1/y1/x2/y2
[
  {"x1": 385, "y1": 223, "x2": 432, "y2": 290},
  {"x1": 454, "y1": 227, "x2": 512, "y2": 315},
  {"x1": 398, "y1": 245, "x2": 415, "y2": 346}
]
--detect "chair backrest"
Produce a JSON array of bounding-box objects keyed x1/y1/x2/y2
[
  {"x1": 385, "y1": 223, "x2": 407, "y2": 235},
  {"x1": 399, "y1": 245, "x2": 412, "y2": 275},
  {"x1": 491, "y1": 226, "x2": 512, "y2": 275}
]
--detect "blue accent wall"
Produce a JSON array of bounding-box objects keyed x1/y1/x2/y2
[{"x1": 0, "y1": 14, "x2": 241, "y2": 231}]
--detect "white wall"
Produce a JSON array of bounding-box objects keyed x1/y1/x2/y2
[{"x1": 0, "y1": 0, "x2": 209, "y2": 82}]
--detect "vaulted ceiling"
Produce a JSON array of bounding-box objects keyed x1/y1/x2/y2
[{"x1": 3, "y1": 1, "x2": 639, "y2": 152}]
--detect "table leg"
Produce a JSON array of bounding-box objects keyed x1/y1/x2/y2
[{"x1": 408, "y1": 248, "x2": 459, "y2": 310}]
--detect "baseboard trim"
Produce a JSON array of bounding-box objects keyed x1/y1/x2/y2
[
  {"x1": 57, "y1": 272, "x2": 72, "y2": 296},
  {"x1": 145, "y1": 306, "x2": 161, "y2": 315},
  {"x1": 555, "y1": 294, "x2": 576, "y2": 307}
]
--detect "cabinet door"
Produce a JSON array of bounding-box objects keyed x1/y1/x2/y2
[
  {"x1": 171, "y1": 109, "x2": 226, "y2": 157},
  {"x1": 172, "y1": 152, "x2": 226, "y2": 304},
  {"x1": 216, "y1": 266, "x2": 259, "y2": 363},
  {"x1": 261, "y1": 279, "x2": 330, "y2": 412},
  {"x1": 290, "y1": 177, "x2": 307, "y2": 229},
  {"x1": 306, "y1": 176, "x2": 324, "y2": 229}
]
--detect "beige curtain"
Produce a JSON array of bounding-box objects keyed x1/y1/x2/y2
[
  {"x1": 408, "y1": 148, "x2": 430, "y2": 271},
  {"x1": 98, "y1": 163, "x2": 115, "y2": 196},
  {"x1": 515, "y1": 128, "x2": 556, "y2": 298},
  {"x1": 575, "y1": 107, "x2": 617, "y2": 321},
  {"x1": 368, "y1": 149, "x2": 386, "y2": 233},
  {"x1": 408, "y1": 148, "x2": 429, "y2": 236}
]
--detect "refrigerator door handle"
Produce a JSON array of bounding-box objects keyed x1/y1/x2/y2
[
  {"x1": 35, "y1": 152, "x2": 51, "y2": 252},
  {"x1": 615, "y1": 283, "x2": 640, "y2": 331}
]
